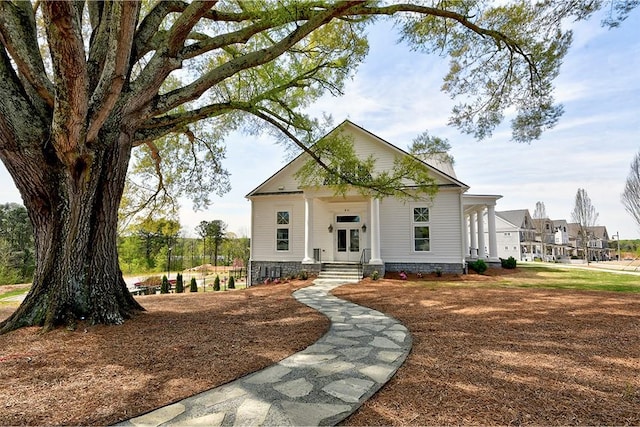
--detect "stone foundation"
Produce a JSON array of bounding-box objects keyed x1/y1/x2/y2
[
  {"x1": 384, "y1": 262, "x2": 464, "y2": 275},
  {"x1": 249, "y1": 261, "x2": 321, "y2": 285}
]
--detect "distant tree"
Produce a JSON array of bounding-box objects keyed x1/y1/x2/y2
[
  {"x1": 0, "y1": 203, "x2": 35, "y2": 282},
  {"x1": 532, "y1": 201, "x2": 550, "y2": 259},
  {"x1": 622, "y1": 151, "x2": 640, "y2": 231},
  {"x1": 189, "y1": 277, "x2": 198, "y2": 293},
  {"x1": 128, "y1": 217, "x2": 181, "y2": 270},
  {"x1": 221, "y1": 235, "x2": 250, "y2": 267},
  {"x1": 571, "y1": 189, "x2": 599, "y2": 263},
  {"x1": 196, "y1": 220, "x2": 227, "y2": 266}
]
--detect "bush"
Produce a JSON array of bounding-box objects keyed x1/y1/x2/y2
[
  {"x1": 298, "y1": 270, "x2": 308, "y2": 280},
  {"x1": 189, "y1": 277, "x2": 198, "y2": 292},
  {"x1": 213, "y1": 275, "x2": 220, "y2": 291},
  {"x1": 434, "y1": 268, "x2": 442, "y2": 277},
  {"x1": 175, "y1": 273, "x2": 184, "y2": 293},
  {"x1": 228, "y1": 276, "x2": 235, "y2": 289},
  {"x1": 469, "y1": 259, "x2": 487, "y2": 274},
  {"x1": 160, "y1": 275, "x2": 170, "y2": 294},
  {"x1": 371, "y1": 270, "x2": 380, "y2": 280},
  {"x1": 500, "y1": 256, "x2": 517, "y2": 269}
]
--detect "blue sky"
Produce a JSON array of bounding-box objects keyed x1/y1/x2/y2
[{"x1": 1, "y1": 8, "x2": 639, "y2": 239}]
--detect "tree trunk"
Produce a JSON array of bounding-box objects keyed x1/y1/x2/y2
[{"x1": 0, "y1": 131, "x2": 144, "y2": 334}]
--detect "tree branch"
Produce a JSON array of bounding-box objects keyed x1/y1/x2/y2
[
  {"x1": 42, "y1": 0, "x2": 89, "y2": 164},
  {"x1": 154, "y1": 1, "x2": 362, "y2": 117},
  {"x1": 87, "y1": 1, "x2": 140, "y2": 143},
  {"x1": 0, "y1": 1, "x2": 54, "y2": 107}
]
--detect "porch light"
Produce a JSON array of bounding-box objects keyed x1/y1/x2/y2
[
  {"x1": 361, "y1": 224, "x2": 367, "y2": 232},
  {"x1": 328, "y1": 224, "x2": 333, "y2": 233}
]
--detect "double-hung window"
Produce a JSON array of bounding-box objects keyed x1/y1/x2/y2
[
  {"x1": 276, "y1": 211, "x2": 290, "y2": 251},
  {"x1": 413, "y1": 207, "x2": 430, "y2": 252}
]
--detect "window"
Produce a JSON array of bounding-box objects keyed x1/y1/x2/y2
[
  {"x1": 413, "y1": 207, "x2": 429, "y2": 222},
  {"x1": 276, "y1": 228, "x2": 289, "y2": 251},
  {"x1": 413, "y1": 207, "x2": 430, "y2": 252},
  {"x1": 277, "y1": 211, "x2": 289, "y2": 225},
  {"x1": 276, "y1": 210, "x2": 289, "y2": 251},
  {"x1": 337, "y1": 215, "x2": 360, "y2": 223}
]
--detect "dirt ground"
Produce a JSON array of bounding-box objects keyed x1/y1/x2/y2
[
  {"x1": 1, "y1": 272, "x2": 639, "y2": 426},
  {"x1": 0, "y1": 280, "x2": 328, "y2": 426},
  {"x1": 333, "y1": 276, "x2": 640, "y2": 426}
]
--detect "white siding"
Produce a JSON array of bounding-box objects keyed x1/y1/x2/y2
[
  {"x1": 379, "y1": 189, "x2": 463, "y2": 263},
  {"x1": 251, "y1": 195, "x2": 305, "y2": 261}
]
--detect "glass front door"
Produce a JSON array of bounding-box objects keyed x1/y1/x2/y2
[{"x1": 336, "y1": 228, "x2": 360, "y2": 261}]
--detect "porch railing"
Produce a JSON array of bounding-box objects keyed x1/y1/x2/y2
[{"x1": 359, "y1": 248, "x2": 371, "y2": 278}]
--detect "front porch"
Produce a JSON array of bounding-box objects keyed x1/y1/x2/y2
[{"x1": 463, "y1": 194, "x2": 503, "y2": 266}]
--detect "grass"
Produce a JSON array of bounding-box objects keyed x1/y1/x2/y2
[
  {"x1": 504, "y1": 263, "x2": 640, "y2": 292},
  {"x1": 0, "y1": 286, "x2": 30, "y2": 300},
  {"x1": 418, "y1": 263, "x2": 640, "y2": 293}
]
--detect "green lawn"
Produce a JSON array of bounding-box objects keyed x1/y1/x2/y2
[{"x1": 446, "y1": 263, "x2": 640, "y2": 293}]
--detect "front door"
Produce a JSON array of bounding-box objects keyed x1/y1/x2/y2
[{"x1": 335, "y1": 214, "x2": 361, "y2": 262}]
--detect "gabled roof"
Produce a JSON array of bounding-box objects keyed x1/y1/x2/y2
[
  {"x1": 246, "y1": 120, "x2": 469, "y2": 198},
  {"x1": 496, "y1": 209, "x2": 532, "y2": 229},
  {"x1": 567, "y1": 223, "x2": 609, "y2": 240}
]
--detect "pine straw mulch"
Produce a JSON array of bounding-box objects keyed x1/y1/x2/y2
[
  {"x1": 0, "y1": 280, "x2": 329, "y2": 426},
  {"x1": 1, "y1": 271, "x2": 640, "y2": 426},
  {"x1": 333, "y1": 273, "x2": 640, "y2": 426}
]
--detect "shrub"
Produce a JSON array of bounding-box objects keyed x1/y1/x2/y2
[
  {"x1": 160, "y1": 275, "x2": 170, "y2": 294},
  {"x1": 298, "y1": 270, "x2": 308, "y2": 280},
  {"x1": 434, "y1": 267, "x2": 442, "y2": 277},
  {"x1": 469, "y1": 259, "x2": 488, "y2": 274},
  {"x1": 175, "y1": 273, "x2": 184, "y2": 293},
  {"x1": 500, "y1": 256, "x2": 517, "y2": 269},
  {"x1": 189, "y1": 277, "x2": 198, "y2": 292},
  {"x1": 228, "y1": 276, "x2": 235, "y2": 289},
  {"x1": 371, "y1": 270, "x2": 380, "y2": 280},
  {"x1": 213, "y1": 275, "x2": 221, "y2": 291}
]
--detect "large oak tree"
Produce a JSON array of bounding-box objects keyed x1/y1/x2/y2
[{"x1": 0, "y1": 1, "x2": 633, "y2": 333}]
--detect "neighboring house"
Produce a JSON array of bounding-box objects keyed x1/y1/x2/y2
[
  {"x1": 246, "y1": 120, "x2": 501, "y2": 284},
  {"x1": 491, "y1": 209, "x2": 537, "y2": 261},
  {"x1": 567, "y1": 223, "x2": 610, "y2": 261},
  {"x1": 532, "y1": 217, "x2": 556, "y2": 260},
  {"x1": 552, "y1": 219, "x2": 571, "y2": 259}
]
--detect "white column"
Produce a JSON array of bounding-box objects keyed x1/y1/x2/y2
[
  {"x1": 462, "y1": 214, "x2": 469, "y2": 259},
  {"x1": 369, "y1": 198, "x2": 383, "y2": 264},
  {"x1": 302, "y1": 195, "x2": 314, "y2": 263},
  {"x1": 477, "y1": 207, "x2": 486, "y2": 259},
  {"x1": 469, "y1": 211, "x2": 478, "y2": 258},
  {"x1": 487, "y1": 204, "x2": 498, "y2": 260}
]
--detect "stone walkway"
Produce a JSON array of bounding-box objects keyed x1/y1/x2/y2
[{"x1": 118, "y1": 279, "x2": 412, "y2": 426}]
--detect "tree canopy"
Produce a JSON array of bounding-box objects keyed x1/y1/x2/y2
[{"x1": 0, "y1": 0, "x2": 635, "y2": 333}]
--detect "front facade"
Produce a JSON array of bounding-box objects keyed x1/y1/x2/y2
[
  {"x1": 247, "y1": 121, "x2": 500, "y2": 284},
  {"x1": 568, "y1": 224, "x2": 610, "y2": 261},
  {"x1": 491, "y1": 209, "x2": 537, "y2": 261}
]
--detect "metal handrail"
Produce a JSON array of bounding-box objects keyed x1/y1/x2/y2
[{"x1": 358, "y1": 248, "x2": 371, "y2": 278}]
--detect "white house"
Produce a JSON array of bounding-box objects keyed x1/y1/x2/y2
[
  {"x1": 246, "y1": 121, "x2": 501, "y2": 284},
  {"x1": 488, "y1": 209, "x2": 536, "y2": 261}
]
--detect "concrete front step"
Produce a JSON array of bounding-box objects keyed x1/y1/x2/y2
[{"x1": 319, "y1": 263, "x2": 362, "y2": 281}]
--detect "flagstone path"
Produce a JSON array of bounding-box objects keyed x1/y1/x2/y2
[{"x1": 118, "y1": 278, "x2": 412, "y2": 426}]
